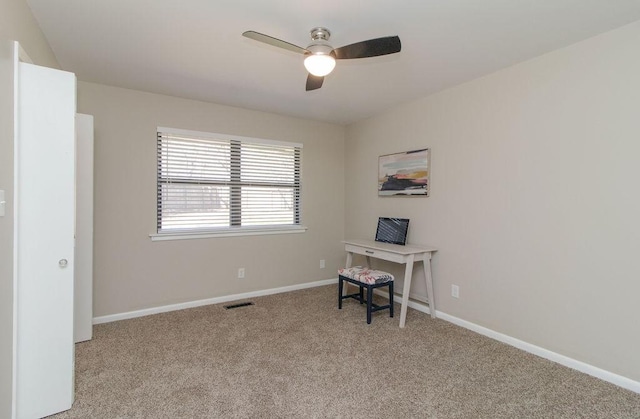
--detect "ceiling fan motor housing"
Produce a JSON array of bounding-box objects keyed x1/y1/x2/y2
[
  {"x1": 304, "y1": 27, "x2": 335, "y2": 75},
  {"x1": 306, "y1": 27, "x2": 334, "y2": 57},
  {"x1": 310, "y1": 27, "x2": 331, "y2": 42}
]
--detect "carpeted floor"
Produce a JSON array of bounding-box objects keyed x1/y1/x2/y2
[{"x1": 51, "y1": 285, "x2": 640, "y2": 418}]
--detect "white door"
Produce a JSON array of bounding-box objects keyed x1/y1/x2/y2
[{"x1": 16, "y1": 62, "x2": 76, "y2": 418}]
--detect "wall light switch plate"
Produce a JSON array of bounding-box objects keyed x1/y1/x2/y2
[{"x1": 0, "y1": 190, "x2": 5, "y2": 217}]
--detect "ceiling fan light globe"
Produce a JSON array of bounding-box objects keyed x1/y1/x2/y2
[{"x1": 304, "y1": 54, "x2": 336, "y2": 77}]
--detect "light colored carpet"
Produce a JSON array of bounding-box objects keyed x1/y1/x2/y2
[{"x1": 51, "y1": 285, "x2": 640, "y2": 418}]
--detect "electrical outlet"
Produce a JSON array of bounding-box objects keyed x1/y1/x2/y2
[
  {"x1": 451, "y1": 284, "x2": 460, "y2": 299},
  {"x1": 237, "y1": 268, "x2": 245, "y2": 279},
  {"x1": 320, "y1": 259, "x2": 326, "y2": 269}
]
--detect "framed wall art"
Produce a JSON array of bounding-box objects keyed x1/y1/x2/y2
[{"x1": 378, "y1": 148, "x2": 430, "y2": 196}]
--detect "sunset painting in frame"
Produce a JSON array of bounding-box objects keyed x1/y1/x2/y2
[{"x1": 378, "y1": 148, "x2": 430, "y2": 196}]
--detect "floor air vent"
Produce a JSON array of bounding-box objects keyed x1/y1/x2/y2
[{"x1": 224, "y1": 302, "x2": 254, "y2": 310}]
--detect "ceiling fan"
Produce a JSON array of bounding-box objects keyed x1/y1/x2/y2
[{"x1": 242, "y1": 27, "x2": 401, "y2": 91}]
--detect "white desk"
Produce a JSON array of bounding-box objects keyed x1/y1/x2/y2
[{"x1": 343, "y1": 239, "x2": 437, "y2": 327}]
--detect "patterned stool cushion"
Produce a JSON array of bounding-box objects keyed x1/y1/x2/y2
[{"x1": 338, "y1": 266, "x2": 394, "y2": 285}]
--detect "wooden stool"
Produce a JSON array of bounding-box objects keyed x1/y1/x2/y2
[{"x1": 338, "y1": 266, "x2": 394, "y2": 324}]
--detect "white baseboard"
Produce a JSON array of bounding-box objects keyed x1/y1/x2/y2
[
  {"x1": 435, "y1": 310, "x2": 640, "y2": 394},
  {"x1": 370, "y1": 291, "x2": 639, "y2": 394},
  {"x1": 390, "y1": 296, "x2": 640, "y2": 394},
  {"x1": 93, "y1": 277, "x2": 338, "y2": 325},
  {"x1": 94, "y1": 279, "x2": 639, "y2": 394}
]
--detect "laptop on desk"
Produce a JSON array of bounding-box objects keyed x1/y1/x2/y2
[{"x1": 375, "y1": 217, "x2": 409, "y2": 246}]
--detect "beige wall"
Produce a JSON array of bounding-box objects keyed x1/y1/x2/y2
[
  {"x1": 77, "y1": 82, "x2": 346, "y2": 317},
  {"x1": 0, "y1": 0, "x2": 59, "y2": 416},
  {"x1": 0, "y1": 0, "x2": 59, "y2": 69},
  {"x1": 345, "y1": 21, "x2": 640, "y2": 382}
]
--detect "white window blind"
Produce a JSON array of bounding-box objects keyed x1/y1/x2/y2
[{"x1": 157, "y1": 128, "x2": 302, "y2": 234}]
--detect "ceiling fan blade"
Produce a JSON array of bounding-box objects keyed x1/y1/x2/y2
[
  {"x1": 242, "y1": 31, "x2": 307, "y2": 55},
  {"x1": 306, "y1": 74, "x2": 324, "y2": 91},
  {"x1": 333, "y1": 36, "x2": 401, "y2": 60}
]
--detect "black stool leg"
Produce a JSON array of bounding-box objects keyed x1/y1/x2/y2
[
  {"x1": 389, "y1": 281, "x2": 394, "y2": 318},
  {"x1": 338, "y1": 276, "x2": 343, "y2": 309},
  {"x1": 366, "y1": 285, "x2": 373, "y2": 324},
  {"x1": 359, "y1": 285, "x2": 364, "y2": 304}
]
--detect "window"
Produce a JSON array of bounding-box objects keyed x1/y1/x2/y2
[{"x1": 156, "y1": 127, "x2": 302, "y2": 237}]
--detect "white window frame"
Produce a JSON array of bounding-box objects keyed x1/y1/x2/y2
[{"x1": 150, "y1": 127, "x2": 306, "y2": 241}]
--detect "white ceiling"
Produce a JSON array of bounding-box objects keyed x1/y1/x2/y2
[{"x1": 26, "y1": 0, "x2": 640, "y2": 125}]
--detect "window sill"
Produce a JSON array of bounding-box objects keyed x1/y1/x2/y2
[{"x1": 149, "y1": 225, "x2": 307, "y2": 241}]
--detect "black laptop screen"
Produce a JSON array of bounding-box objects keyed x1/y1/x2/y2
[{"x1": 375, "y1": 217, "x2": 409, "y2": 245}]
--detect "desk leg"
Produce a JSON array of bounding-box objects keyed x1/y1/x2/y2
[
  {"x1": 423, "y1": 254, "x2": 436, "y2": 319},
  {"x1": 343, "y1": 252, "x2": 353, "y2": 297},
  {"x1": 365, "y1": 256, "x2": 372, "y2": 268},
  {"x1": 399, "y1": 253, "x2": 415, "y2": 328}
]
